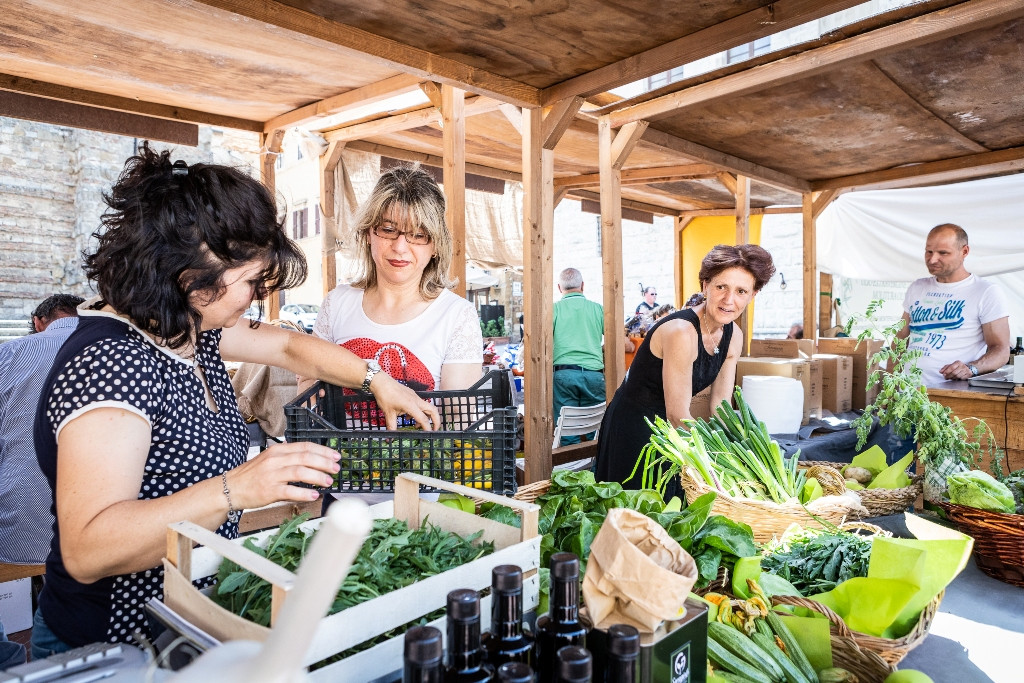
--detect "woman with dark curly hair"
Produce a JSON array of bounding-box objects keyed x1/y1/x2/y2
[
  {"x1": 30, "y1": 145, "x2": 438, "y2": 657},
  {"x1": 595, "y1": 244, "x2": 776, "y2": 495}
]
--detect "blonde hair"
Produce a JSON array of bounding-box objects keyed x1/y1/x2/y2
[{"x1": 351, "y1": 166, "x2": 456, "y2": 298}]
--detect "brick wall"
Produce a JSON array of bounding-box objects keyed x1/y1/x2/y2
[{"x1": 0, "y1": 118, "x2": 259, "y2": 319}]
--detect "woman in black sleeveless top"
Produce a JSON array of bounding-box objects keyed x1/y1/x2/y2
[{"x1": 595, "y1": 245, "x2": 775, "y2": 494}]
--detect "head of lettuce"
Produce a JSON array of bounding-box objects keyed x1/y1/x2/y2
[{"x1": 947, "y1": 470, "x2": 1015, "y2": 513}]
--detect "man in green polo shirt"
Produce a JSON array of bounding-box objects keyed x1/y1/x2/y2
[{"x1": 552, "y1": 267, "x2": 605, "y2": 446}]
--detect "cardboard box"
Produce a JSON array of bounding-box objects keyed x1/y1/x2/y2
[
  {"x1": 816, "y1": 337, "x2": 884, "y2": 410},
  {"x1": 162, "y1": 474, "x2": 541, "y2": 681},
  {"x1": 735, "y1": 357, "x2": 819, "y2": 425},
  {"x1": 0, "y1": 578, "x2": 32, "y2": 633},
  {"x1": 813, "y1": 353, "x2": 854, "y2": 414},
  {"x1": 748, "y1": 338, "x2": 816, "y2": 359}
]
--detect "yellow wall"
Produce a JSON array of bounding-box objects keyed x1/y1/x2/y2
[{"x1": 678, "y1": 216, "x2": 764, "y2": 343}]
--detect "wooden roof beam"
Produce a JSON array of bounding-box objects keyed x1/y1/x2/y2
[
  {"x1": 606, "y1": 0, "x2": 1024, "y2": 126},
  {"x1": 568, "y1": 189, "x2": 679, "y2": 217},
  {"x1": 0, "y1": 72, "x2": 261, "y2": 132},
  {"x1": 812, "y1": 146, "x2": 1024, "y2": 191},
  {"x1": 541, "y1": 0, "x2": 864, "y2": 103},
  {"x1": 193, "y1": 0, "x2": 539, "y2": 107},
  {"x1": 323, "y1": 95, "x2": 504, "y2": 142},
  {"x1": 344, "y1": 141, "x2": 522, "y2": 183},
  {"x1": 679, "y1": 206, "x2": 801, "y2": 217},
  {"x1": 639, "y1": 126, "x2": 810, "y2": 193},
  {"x1": 263, "y1": 74, "x2": 424, "y2": 133},
  {"x1": 554, "y1": 164, "x2": 719, "y2": 189}
]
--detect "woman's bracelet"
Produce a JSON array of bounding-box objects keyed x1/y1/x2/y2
[{"x1": 221, "y1": 471, "x2": 241, "y2": 524}]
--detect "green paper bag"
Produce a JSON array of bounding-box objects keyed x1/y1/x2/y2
[
  {"x1": 732, "y1": 556, "x2": 802, "y2": 599},
  {"x1": 868, "y1": 451, "x2": 914, "y2": 489},
  {"x1": 779, "y1": 613, "x2": 834, "y2": 672},
  {"x1": 809, "y1": 576, "x2": 919, "y2": 637}
]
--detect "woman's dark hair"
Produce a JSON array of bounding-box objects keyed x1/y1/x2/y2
[
  {"x1": 698, "y1": 244, "x2": 776, "y2": 292},
  {"x1": 84, "y1": 144, "x2": 306, "y2": 348}
]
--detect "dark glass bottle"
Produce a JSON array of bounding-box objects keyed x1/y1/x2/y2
[
  {"x1": 486, "y1": 565, "x2": 534, "y2": 667},
  {"x1": 554, "y1": 646, "x2": 592, "y2": 683},
  {"x1": 534, "y1": 553, "x2": 589, "y2": 683},
  {"x1": 404, "y1": 625, "x2": 444, "y2": 683},
  {"x1": 445, "y1": 589, "x2": 496, "y2": 682},
  {"x1": 497, "y1": 662, "x2": 536, "y2": 683},
  {"x1": 1013, "y1": 336, "x2": 1024, "y2": 356},
  {"x1": 603, "y1": 624, "x2": 639, "y2": 683}
]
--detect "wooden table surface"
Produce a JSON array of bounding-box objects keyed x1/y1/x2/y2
[{"x1": 927, "y1": 380, "x2": 1024, "y2": 473}]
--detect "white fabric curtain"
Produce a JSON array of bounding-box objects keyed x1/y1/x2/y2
[{"x1": 817, "y1": 174, "x2": 1024, "y2": 340}]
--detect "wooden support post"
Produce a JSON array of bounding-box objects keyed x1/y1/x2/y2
[
  {"x1": 735, "y1": 175, "x2": 751, "y2": 351},
  {"x1": 319, "y1": 141, "x2": 345, "y2": 296},
  {"x1": 802, "y1": 192, "x2": 817, "y2": 341},
  {"x1": 522, "y1": 107, "x2": 552, "y2": 484},
  {"x1": 599, "y1": 119, "x2": 625, "y2": 400},
  {"x1": 261, "y1": 128, "x2": 285, "y2": 320},
  {"x1": 442, "y1": 84, "x2": 467, "y2": 297},
  {"x1": 674, "y1": 216, "x2": 693, "y2": 307}
]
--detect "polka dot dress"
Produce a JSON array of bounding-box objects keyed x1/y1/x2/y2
[{"x1": 38, "y1": 315, "x2": 248, "y2": 646}]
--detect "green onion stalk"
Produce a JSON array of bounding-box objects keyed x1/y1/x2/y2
[{"x1": 630, "y1": 387, "x2": 805, "y2": 502}]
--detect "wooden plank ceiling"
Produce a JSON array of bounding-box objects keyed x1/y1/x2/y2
[{"x1": 0, "y1": 0, "x2": 1021, "y2": 208}]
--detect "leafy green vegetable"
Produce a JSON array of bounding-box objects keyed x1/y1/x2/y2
[
  {"x1": 844, "y1": 300, "x2": 1003, "y2": 475},
  {"x1": 947, "y1": 470, "x2": 1016, "y2": 513},
  {"x1": 760, "y1": 526, "x2": 872, "y2": 594},
  {"x1": 531, "y1": 473, "x2": 755, "y2": 589},
  {"x1": 633, "y1": 388, "x2": 806, "y2": 503},
  {"x1": 213, "y1": 514, "x2": 493, "y2": 628}
]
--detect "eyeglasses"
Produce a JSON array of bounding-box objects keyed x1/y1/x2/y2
[{"x1": 372, "y1": 224, "x2": 432, "y2": 245}]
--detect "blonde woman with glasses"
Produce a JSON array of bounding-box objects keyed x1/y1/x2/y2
[{"x1": 301, "y1": 166, "x2": 483, "y2": 398}]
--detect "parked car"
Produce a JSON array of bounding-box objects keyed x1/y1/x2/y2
[{"x1": 278, "y1": 303, "x2": 319, "y2": 332}]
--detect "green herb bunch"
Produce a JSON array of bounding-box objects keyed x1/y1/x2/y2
[
  {"x1": 760, "y1": 524, "x2": 873, "y2": 594},
  {"x1": 213, "y1": 513, "x2": 493, "y2": 627},
  {"x1": 845, "y1": 299, "x2": 1003, "y2": 476}
]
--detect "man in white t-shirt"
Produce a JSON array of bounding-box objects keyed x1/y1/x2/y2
[{"x1": 896, "y1": 223, "x2": 1010, "y2": 387}]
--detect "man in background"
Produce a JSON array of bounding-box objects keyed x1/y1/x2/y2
[
  {"x1": 0, "y1": 294, "x2": 83, "y2": 566},
  {"x1": 897, "y1": 224, "x2": 1009, "y2": 386},
  {"x1": 635, "y1": 285, "x2": 658, "y2": 315},
  {"x1": 552, "y1": 268, "x2": 605, "y2": 446}
]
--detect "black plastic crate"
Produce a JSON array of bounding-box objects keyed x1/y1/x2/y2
[{"x1": 284, "y1": 370, "x2": 518, "y2": 494}]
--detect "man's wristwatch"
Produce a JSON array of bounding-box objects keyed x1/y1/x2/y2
[
  {"x1": 361, "y1": 359, "x2": 381, "y2": 393},
  {"x1": 968, "y1": 364, "x2": 980, "y2": 377}
]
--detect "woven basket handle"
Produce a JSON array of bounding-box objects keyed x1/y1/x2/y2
[
  {"x1": 771, "y1": 594, "x2": 854, "y2": 638},
  {"x1": 838, "y1": 521, "x2": 892, "y2": 537}
]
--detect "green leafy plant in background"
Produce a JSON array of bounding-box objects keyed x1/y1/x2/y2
[
  {"x1": 481, "y1": 316, "x2": 505, "y2": 338},
  {"x1": 844, "y1": 299, "x2": 1004, "y2": 477}
]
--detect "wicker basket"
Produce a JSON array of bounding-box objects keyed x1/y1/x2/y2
[
  {"x1": 772, "y1": 590, "x2": 942, "y2": 669},
  {"x1": 801, "y1": 460, "x2": 923, "y2": 518},
  {"x1": 936, "y1": 501, "x2": 1024, "y2": 587},
  {"x1": 678, "y1": 467, "x2": 864, "y2": 544},
  {"x1": 512, "y1": 478, "x2": 552, "y2": 505}
]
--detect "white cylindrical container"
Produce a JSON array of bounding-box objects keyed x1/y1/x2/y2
[{"x1": 741, "y1": 375, "x2": 804, "y2": 435}]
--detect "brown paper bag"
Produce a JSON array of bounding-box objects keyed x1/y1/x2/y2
[{"x1": 582, "y1": 508, "x2": 699, "y2": 633}]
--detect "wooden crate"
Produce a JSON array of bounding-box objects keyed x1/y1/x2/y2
[{"x1": 163, "y1": 473, "x2": 540, "y2": 681}]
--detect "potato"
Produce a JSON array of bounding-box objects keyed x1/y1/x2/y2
[{"x1": 844, "y1": 466, "x2": 874, "y2": 485}]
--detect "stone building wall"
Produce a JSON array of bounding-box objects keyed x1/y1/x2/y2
[{"x1": 0, "y1": 118, "x2": 260, "y2": 319}]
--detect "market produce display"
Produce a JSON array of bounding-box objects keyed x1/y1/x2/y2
[
  {"x1": 481, "y1": 469, "x2": 757, "y2": 590},
  {"x1": 635, "y1": 387, "x2": 808, "y2": 503},
  {"x1": 946, "y1": 470, "x2": 1016, "y2": 513},
  {"x1": 212, "y1": 513, "x2": 493, "y2": 627},
  {"x1": 761, "y1": 525, "x2": 873, "y2": 595}
]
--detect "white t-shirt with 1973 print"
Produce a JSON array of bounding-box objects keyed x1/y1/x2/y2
[{"x1": 902, "y1": 274, "x2": 1009, "y2": 387}]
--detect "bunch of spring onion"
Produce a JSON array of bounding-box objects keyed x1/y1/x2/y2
[{"x1": 631, "y1": 386, "x2": 806, "y2": 503}]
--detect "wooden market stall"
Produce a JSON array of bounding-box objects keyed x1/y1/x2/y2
[{"x1": 1, "y1": 0, "x2": 1022, "y2": 484}]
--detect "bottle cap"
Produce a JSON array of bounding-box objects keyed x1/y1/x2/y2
[
  {"x1": 549, "y1": 552, "x2": 580, "y2": 580},
  {"x1": 608, "y1": 624, "x2": 641, "y2": 657},
  {"x1": 492, "y1": 564, "x2": 523, "y2": 592},
  {"x1": 497, "y1": 661, "x2": 535, "y2": 683},
  {"x1": 556, "y1": 646, "x2": 592, "y2": 680},
  {"x1": 404, "y1": 625, "x2": 443, "y2": 664},
  {"x1": 447, "y1": 588, "x2": 480, "y2": 621}
]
